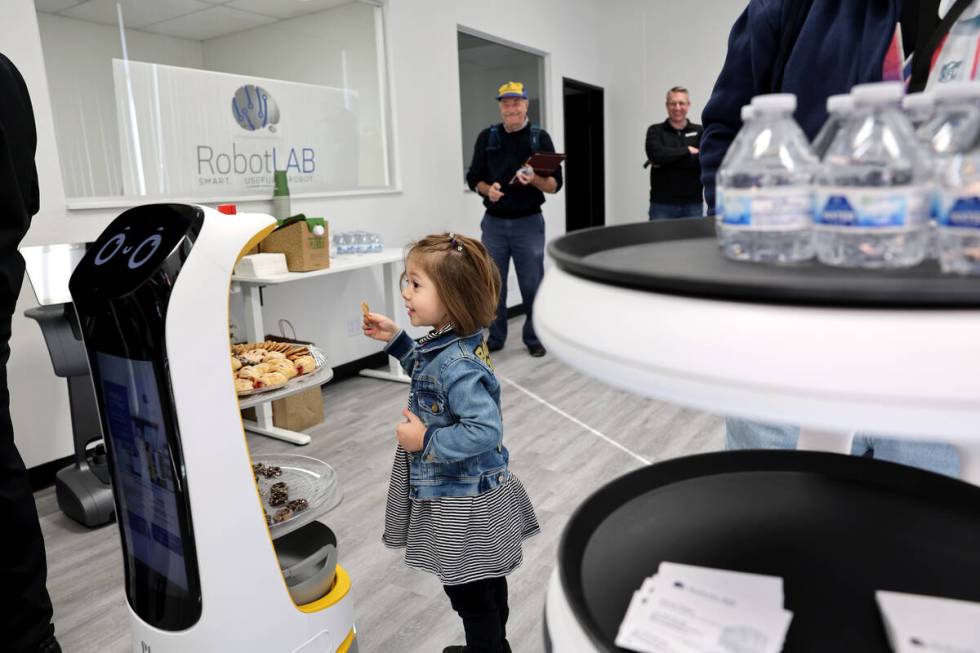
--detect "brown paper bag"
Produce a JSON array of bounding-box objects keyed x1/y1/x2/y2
[
  {"x1": 242, "y1": 386, "x2": 324, "y2": 432},
  {"x1": 260, "y1": 217, "x2": 329, "y2": 272}
]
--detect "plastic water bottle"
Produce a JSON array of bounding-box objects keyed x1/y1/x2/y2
[
  {"x1": 716, "y1": 94, "x2": 817, "y2": 262},
  {"x1": 927, "y1": 85, "x2": 980, "y2": 274},
  {"x1": 367, "y1": 232, "x2": 383, "y2": 253},
  {"x1": 336, "y1": 232, "x2": 353, "y2": 255},
  {"x1": 814, "y1": 82, "x2": 932, "y2": 268},
  {"x1": 903, "y1": 92, "x2": 936, "y2": 132},
  {"x1": 811, "y1": 94, "x2": 854, "y2": 160},
  {"x1": 916, "y1": 83, "x2": 980, "y2": 260},
  {"x1": 714, "y1": 104, "x2": 754, "y2": 227}
]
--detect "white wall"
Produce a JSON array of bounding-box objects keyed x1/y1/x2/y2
[
  {"x1": 202, "y1": 2, "x2": 386, "y2": 187},
  {"x1": 6, "y1": 0, "x2": 745, "y2": 469},
  {"x1": 37, "y1": 13, "x2": 206, "y2": 198}
]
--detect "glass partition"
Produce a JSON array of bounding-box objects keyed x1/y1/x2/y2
[{"x1": 36, "y1": 0, "x2": 393, "y2": 206}]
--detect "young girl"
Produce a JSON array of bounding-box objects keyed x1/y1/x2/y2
[{"x1": 363, "y1": 233, "x2": 539, "y2": 653}]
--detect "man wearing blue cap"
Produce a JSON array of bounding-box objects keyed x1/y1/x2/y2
[{"x1": 466, "y1": 81, "x2": 563, "y2": 358}]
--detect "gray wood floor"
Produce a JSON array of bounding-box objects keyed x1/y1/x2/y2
[{"x1": 34, "y1": 319, "x2": 725, "y2": 652}]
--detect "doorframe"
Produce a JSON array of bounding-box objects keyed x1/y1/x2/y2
[{"x1": 562, "y1": 76, "x2": 606, "y2": 231}]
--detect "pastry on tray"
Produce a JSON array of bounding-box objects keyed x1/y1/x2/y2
[
  {"x1": 234, "y1": 378, "x2": 254, "y2": 392},
  {"x1": 237, "y1": 366, "x2": 264, "y2": 381},
  {"x1": 256, "y1": 371, "x2": 288, "y2": 388},
  {"x1": 291, "y1": 355, "x2": 317, "y2": 375},
  {"x1": 264, "y1": 358, "x2": 298, "y2": 379}
]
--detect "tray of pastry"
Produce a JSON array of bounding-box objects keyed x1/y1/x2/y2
[
  {"x1": 251, "y1": 453, "x2": 342, "y2": 539},
  {"x1": 232, "y1": 341, "x2": 326, "y2": 396}
]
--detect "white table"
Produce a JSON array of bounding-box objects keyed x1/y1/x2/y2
[
  {"x1": 535, "y1": 266, "x2": 980, "y2": 484},
  {"x1": 232, "y1": 248, "x2": 410, "y2": 445}
]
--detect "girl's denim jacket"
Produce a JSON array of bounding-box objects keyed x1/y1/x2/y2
[{"x1": 384, "y1": 328, "x2": 509, "y2": 500}]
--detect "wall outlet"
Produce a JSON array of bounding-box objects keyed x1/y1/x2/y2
[{"x1": 347, "y1": 316, "x2": 362, "y2": 337}]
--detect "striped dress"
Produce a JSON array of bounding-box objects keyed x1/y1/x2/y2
[
  {"x1": 381, "y1": 325, "x2": 540, "y2": 586},
  {"x1": 382, "y1": 446, "x2": 540, "y2": 586}
]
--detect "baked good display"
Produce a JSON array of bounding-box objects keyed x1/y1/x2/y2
[
  {"x1": 231, "y1": 340, "x2": 318, "y2": 396},
  {"x1": 249, "y1": 455, "x2": 335, "y2": 533}
]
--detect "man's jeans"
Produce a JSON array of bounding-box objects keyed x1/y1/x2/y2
[
  {"x1": 725, "y1": 418, "x2": 960, "y2": 477},
  {"x1": 649, "y1": 201, "x2": 704, "y2": 220},
  {"x1": 481, "y1": 213, "x2": 545, "y2": 348}
]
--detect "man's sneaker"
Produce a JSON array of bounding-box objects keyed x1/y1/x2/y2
[
  {"x1": 487, "y1": 341, "x2": 504, "y2": 353},
  {"x1": 442, "y1": 647, "x2": 467, "y2": 653},
  {"x1": 528, "y1": 344, "x2": 547, "y2": 357}
]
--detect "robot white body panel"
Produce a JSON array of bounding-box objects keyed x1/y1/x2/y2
[{"x1": 70, "y1": 205, "x2": 355, "y2": 653}]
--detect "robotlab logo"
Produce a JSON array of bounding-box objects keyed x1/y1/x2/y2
[
  {"x1": 194, "y1": 83, "x2": 316, "y2": 188},
  {"x1": 231, "y1": 84, "x2": 280, "y2": 132}
]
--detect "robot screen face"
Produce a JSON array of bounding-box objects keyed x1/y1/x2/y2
[
  {"x1": 72, "y1": 204, "x2": 204, "y2": 301},
  {"x1": 69, "y1": 203, "x2": 205, "y2": 630}
]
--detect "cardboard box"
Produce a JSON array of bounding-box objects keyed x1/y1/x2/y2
[
  {"x1": 260, "y1": 216, "x2": 329, "y2": 272},
  {"x1": 242, "y1": 386, "x2": 325, "y2": 432}
]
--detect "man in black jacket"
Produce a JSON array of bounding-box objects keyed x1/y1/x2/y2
[
  {"x1": 466, "y1": 81, "x2": 563, "y2": 358},
  {"x1": 0, "y1": 53, "x2": 61, "y2": 653},
  {"x1": 644, "y1": 86, "x2": 704, "y2": 219}
]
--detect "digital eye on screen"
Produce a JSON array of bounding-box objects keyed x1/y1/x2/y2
[
  {"x1": 128, "y1": 234, "x2": 163, "y2": 270},
  {"x1": 94, "y1": 232, "x2": 127, "y2": 266}
]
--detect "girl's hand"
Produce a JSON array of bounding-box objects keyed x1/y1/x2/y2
[
  {"x1": 396, "y1": 409, "x2": 425, "y2": 452},
  {"x1": 362, "y1": 311, "x2": 398, "y2": 342}
]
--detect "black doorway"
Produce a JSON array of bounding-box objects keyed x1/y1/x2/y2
[{"x1": 563, "y1": 78, "x2": 605, "y2": 232}]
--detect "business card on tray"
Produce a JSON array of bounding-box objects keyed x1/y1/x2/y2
[{"x1": 615, "y1": 562, "x2": 791, "y2": 653}]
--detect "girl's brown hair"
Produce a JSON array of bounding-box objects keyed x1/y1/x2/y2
[{"x1": 404, "y1": 233, "x2": 501, "y2": 336}]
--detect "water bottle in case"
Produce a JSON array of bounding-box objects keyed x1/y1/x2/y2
[
  {"x1": 903, "y1": 91, "x2": 936, "y2": 131},
  {"x1": 916, "y1": 82, "x2": 980, "y2": 260},
  {"x1": 814, "y1": 82, "x2": 932, "y2": 268},
  {"x1": 714, "y1": 104, "x2": 755, "y2": 228},
  {"x1": 811, "y1": 94, "x2": 854, "y2": 160},
  {"x1": 716, "y1": 94, "x2": 817, "y2": 262},
  {"x1": 929, "y1": 85, "x2": 980, "y2": 274}
]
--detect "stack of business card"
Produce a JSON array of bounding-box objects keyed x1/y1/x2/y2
[
  {"x1": 876, "y1": 590, "x2": 980, "y2": 653},
  {"x1": 615, "y1": 562, "x2": 793, "y2": 653}
]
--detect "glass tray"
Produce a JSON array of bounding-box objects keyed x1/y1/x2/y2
[{"x1": 251, "y1": 453, "x2": 342, "y2": 539}]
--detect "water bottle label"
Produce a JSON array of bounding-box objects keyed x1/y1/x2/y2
[
  {"x1": 815, "y1": 188, "x2": 929, "y2": 228},
  {"x1": 938, "y1": 194, "x2": 980, "y2": 228},
  {"x1": 720, "y1": 188, "x2": 813, "y2": 228}
]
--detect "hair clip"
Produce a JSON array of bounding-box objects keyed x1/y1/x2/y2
[{"x1": 448, "y1": 232, "x2": 464, "y2": 252}]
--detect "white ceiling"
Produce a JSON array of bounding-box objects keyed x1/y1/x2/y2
[{"x1": 36, "y1": 0, "x2": 356, "y2": 41}]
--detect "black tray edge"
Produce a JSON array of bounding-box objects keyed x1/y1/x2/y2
[{"x1": 548, "y1": 219, "x2": 980, "y2": 310}]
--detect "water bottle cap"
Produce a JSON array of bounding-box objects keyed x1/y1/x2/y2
[
  {"x1": 826, "y1": 94, "x2": 854, "y2": 114},
  {"x1": 902, "y1": 92, "x2": 935, "y2": 111},
  {"x1": 851, "y1": 82, "x2": 904, "y2": 105},
  {"x1": 932, "y1": 81, "x2": 980, "y2": 101},
  {"x1": 740, "y1": 104, "x2": 754, "y2": 122},
  {"x1": 750, "y1": 93, "x2": 797, "y2": 113}
]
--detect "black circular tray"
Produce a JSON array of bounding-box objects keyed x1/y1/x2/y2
[
  {"x1": 558, "y1": 450, "x2": 980, "y2": 652},
  {"x1": 548, "y1": 218, "x2": 980, "y2": 308}
]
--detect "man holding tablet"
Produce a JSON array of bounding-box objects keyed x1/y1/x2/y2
[{"x1": 466, "y1": 81, "x2": 564, "y2": 358}]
